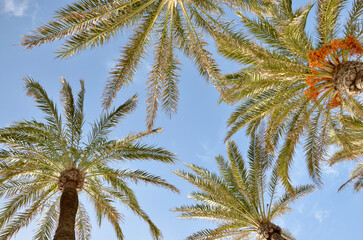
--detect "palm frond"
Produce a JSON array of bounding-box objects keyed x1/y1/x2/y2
[
  {"x1": 174, "y1": 140, "x2": 311, "y2": 239},
  {"x1": 84, "y1": 94, "x2": 137, "y2": 158},
  {"x1": 102, "y1": 0, "x2": 167, "y2": 109},
  {"x1": 105, "y1": 187, "x2": 162, "y2": 240},
  {"x1": 0, "y1": 78, "x2": 176, "y2": 239},
  {"x1": 84, "y1": 181, "x2": 124, "y2": 240},
  {"x1": 316, "y1": 0, "x2": 347, "y2": 46},
  {"x1": 75, "y1": 202, "x2": 92, "y2": 240},
  {"x1": 0, "y1": 185, "x2": 57, "y2": 239},
  {"x1": 343, "y1": 0, "x2": 363, "y2": 38},
  {"x1": 34, "y1": 197, "x2": 60, "y2": 240},
  {"x1": 23, "y1": 77, "x2": 62, "y2": 132}
]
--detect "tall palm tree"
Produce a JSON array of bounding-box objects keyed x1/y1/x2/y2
[
  {"x1": 172, "y1": 136, "x2": 314, "y2": 240},
  {"x1": 0, "y1": 77, "x2": 178, "y2": 240},
  {"x1": 216, "y1": 0, "x2": 363, "y2": 190},
  {"x1": 329, "y1": 115, "x2": 363, "y2": 192},
  {"x1": 20, "y1": 0, "x2": 270, "y2": 130}
]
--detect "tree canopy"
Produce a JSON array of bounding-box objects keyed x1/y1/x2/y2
[{"x1": 0, "y1": 77, "x2": 178, "y2": 239}]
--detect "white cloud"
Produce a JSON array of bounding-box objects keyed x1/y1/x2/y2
[
  {"x1": 196, "y1": 140, "x2": 217, "y2": 162},
  {"x1": 3, "y1": 0, "x2": 28, "y2": 16},
  {"x1": 314, "y1": 210, "x2": 329, "y2": 223},
  {"x1": 322, "y1": 162, "x2": 339, "y2": 176}
]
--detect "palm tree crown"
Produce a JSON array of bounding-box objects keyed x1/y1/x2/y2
[
  {"x1": 172, "y1": 136, "x2": 314, "y2": 240},
  {"x1": 216, "y1": 0, "x2": 363, "y2": 190},
  {"x1": 20, "y1": 0, "x2": 268, "y2": 130},
  {"x1": 0, "y1": 77, "x2": 178, "y2": 240}
]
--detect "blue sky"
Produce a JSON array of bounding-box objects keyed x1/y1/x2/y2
[{"x1": 0, "y1": 0, "x2": 362, "y2": 239}]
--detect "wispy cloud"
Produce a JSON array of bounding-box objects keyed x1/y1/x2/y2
[
  {"x1": 322, "y1": 162, "x2": 339, "y2": 176},
  {"x1": 291, "y1": 223, "x2": 301, "y2": 236},
  {"x1": 296, "y1": 203, "x2": 304, "y2": 214},
  {"x1": 3, "y1": 0, "x2": 29, "y2": 16},
  {"x1": 314, "y1": 210, "x2": 329, "y2": 223},
  {"x1": 196, "y1": 140, "x2": 218, "y2": 162}
]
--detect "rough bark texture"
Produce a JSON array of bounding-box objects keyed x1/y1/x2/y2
[
  {"x1": 54, "y1": 169, "x2": 82, "y2": 240},
  {"x1": 257, "y1": 222, "x2": 286, "y2": 240},
  {"x1": 270, "y1": 232, "x2": 286, "y2": 240},
  {"x1": 58, "y1": 169, "x2": 85, "y2": 191},
  {"x1": 332, "y1": 61, "x2": 363, "y2": 95},
  {"x1": 53, "y1": 181, "x2": 78, "y2": 240}
]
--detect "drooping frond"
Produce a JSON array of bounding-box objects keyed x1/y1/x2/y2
[
  {"x1": 84, "y1": 181, "x2": 124, "y2": 240},
  {"x1": 75, "y1": 203, "x2": 91, "y2": 240},
  {"x1": 92, "y1": 166, "x2": 179, "y2": 192},
  {"x1": 0, "y1": 185, "x2": 57, "y2": 239},
  {"x1": 329, "y1": 115, "x2": 363, "y2": 191},
  {"x1": 103, "y1": 1, "x2": 167, "y2": 109},
  {"x1": 338, "y1": 162, "x2": 363, "y2": 192},
  {"x1": 34, "y1": 197, "x2": 60, "y2": 240},
  {"x1": 104, "y1": 186, "x2": 162, "y2": 240},
  {"x1": 21, "y1": 0, "x2": 270, "y2": 129}
]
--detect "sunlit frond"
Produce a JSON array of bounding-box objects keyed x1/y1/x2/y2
[
  {"x1": 0, "y1": 78, "x2": 176, "y2": 239},
  {"x1": 21, "y1": 0, "x2": 271, "y2": 129},
  {"x1": 173, "y1": 137, "x2": 313, "y2": 239},
  {"x1": 218, "y1": 0, "x2": 363, "y2": 191}
]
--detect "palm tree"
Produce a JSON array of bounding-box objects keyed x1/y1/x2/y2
[
  {"x1": 329, "y1": 115, "x2": 363, "y2": 191},
  {"x1": 20, "y1": 0, "x2": 270, "y2": 130},
  {"x1": 0, "y1": 77, "x2": 178, "y2": 240},
  {"x1": 172, "y1": 136, "x2": 314, "y2": 240},
  {"x1": 215, "y1": 0, "x2": 363, "y2": 190}
]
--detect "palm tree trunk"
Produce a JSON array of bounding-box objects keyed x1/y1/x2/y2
[
  {"x1": 270, "y1": 232, "x2": 286, "y2": 240},
  {"x1": 333, "y1": 61, "x2": 363, "y2": 95},
  {"x1": 258, "y1": 222, "x2": 286, "y2": 240},
  {"x1": 53, "y1": 181, "x2": 78, "y2": 240}
]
